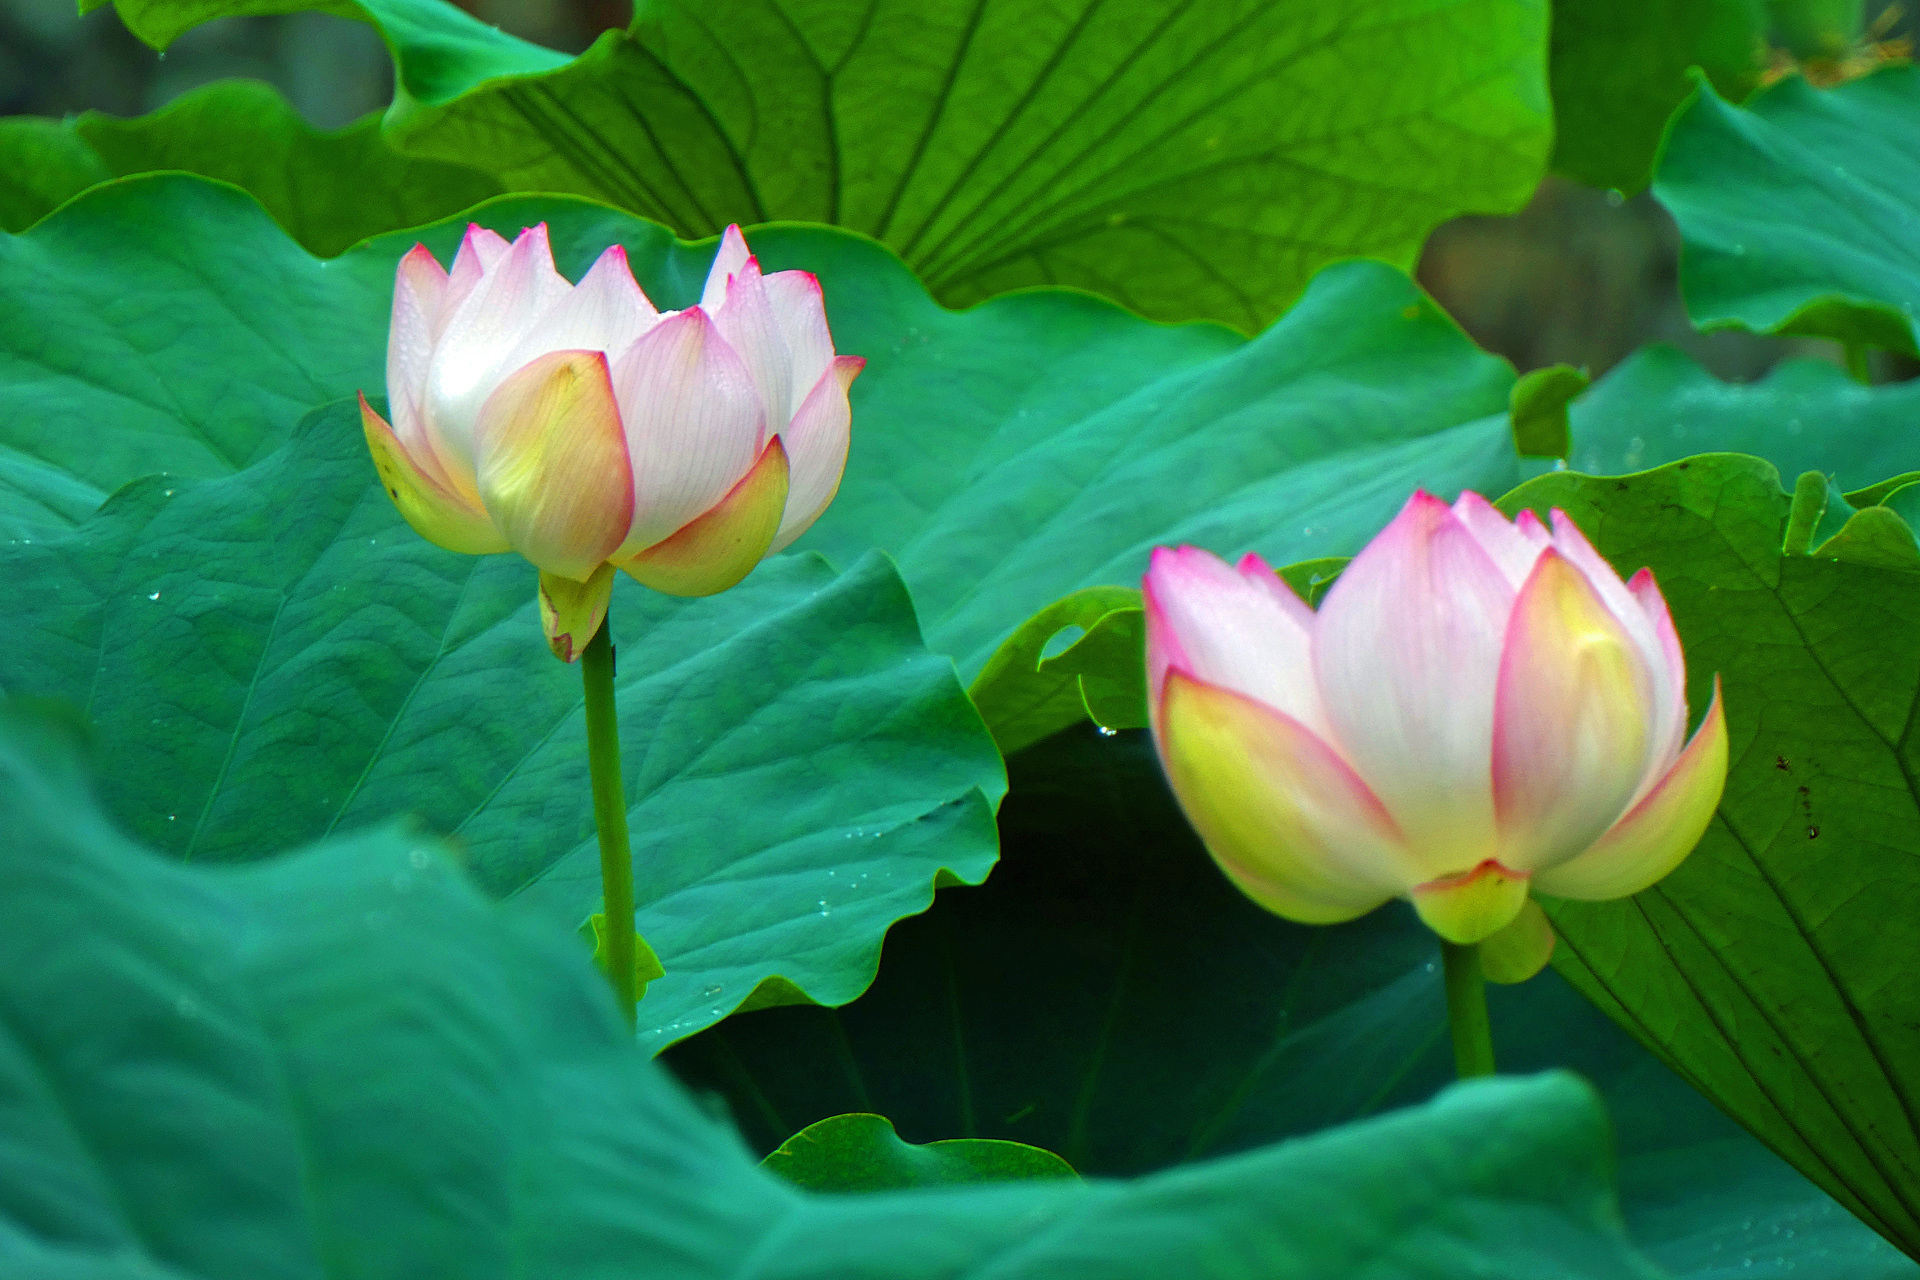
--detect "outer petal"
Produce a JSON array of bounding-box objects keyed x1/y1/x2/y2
[
  {"x1": 700, "y1": 225, "x2": 752, "y2": 312},
  {"x1": 1492, "y1": 548, "x2": 1654, "y2": 872},
  {"x1": 1312, "y1": 491, "x2": 1514, "y2": 876},
  {"x1": 1547, "y1": 511, "x2": 1683, "y2": 800},
  {"x1": 1158, "y1": 669, "x2": 1417, "y2": 924},
  {"x1": 1452, "y1": 491, "x2": 1546, "y2": 589},
  {"x1": 539, "y1": 563, "x2": 615, "y2": 663},
  {"x1": 385, "y1": 245, "x2": 472, "y2": 498},
  {"x1": 764, "y1": 269, "x2": 835, "y2": 409},
  {"x1": 767, "y1": 355, "x2": 861, "y2": 553},
  {"x1": 473, "y1": 350, "x2": 634, "y2": 581},
  {"x1": 1533, "y1": 676, "x2": 1728, "y2": 900},
  {"x1": 444, "y1": 224, "x2": 510, "y2": 319},
  {"x1": 1409, "y1": 860, "x2": 1531, "y2": 945},
  {"x1": 621, "y1": 437, "x2": 789, "y2": 597},
  {"x1": 504, "y1": 244, "x2": 659, "y2": 372},
  {"x1": 428, "y1": 223, "x2": 573, "y2": 466},
  {"x1": 359, "y1": 393, "x2": 506, "y2": 556},
  {"x1": 608, "y1": 308, "x2": 766, "y2": 556},
  {"x1": 387, "y1": 244, "x2": 447, "y2": 416},
  {"x1": 1628, "y1": 567, "x2": 1689, "y2": 785},
  {"x1": 1142, "y1": 545, "x2": 1323, "y2": 736}
]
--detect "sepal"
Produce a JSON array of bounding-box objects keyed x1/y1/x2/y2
[{"x1": 539, "y1": 563, "x2": 616, "y2": 663}]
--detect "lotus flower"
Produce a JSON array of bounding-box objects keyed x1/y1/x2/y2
[
  {"x1": 359, "y1": 222, "x2": 865, "y2": 660},
  {"x1": 1144, "y1": 491, "x2": 1727, "y2": 948}
]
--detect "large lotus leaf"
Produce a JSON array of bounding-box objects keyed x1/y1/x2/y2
[
  {"x1": 1548, "y1": 0, "x2": 1766, "y2": 193},
  {"x1": 1568, "y1": 345, "x2": 1920, "y2": 486},
  {"x1": 668, "y1": 723, "x2": 1916, "y2": 1278},
  {"x1": 0, "y1": 700, "x2": 1669, "y2": 1280},
  {"x1": 0, "y1": 176, "x2": 1538, "y2": 684},
  {"x1": 1655, "y1": 66, "x2": 1920, "y2": 358},
  {"x1": 0, "y1": 179, "x2": 393, "y2": 536},
  {"x1": 1493, "y1": 455, "x2": 1920, "y2": 1259},
  {"x1": 0, "y1": 79, "x2": 500, "y2": 254},
  {"x1": 93, "y1": 0, "x2": 1552, "y2": 331},
  {"x1": 0, "y1": 399, "x2": 1005, "y2": 1052}
]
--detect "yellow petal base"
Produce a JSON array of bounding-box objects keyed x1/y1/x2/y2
[
  {"x1": 359, "y1": 393, "x2": 506, "y2": 556},
  {"x1": 621, "y1": 437, "x2": 790, "y2": 597},
  {"x1": 539, "y1": 564, "x2": 616, "y2": 663},
  {"x1": 1411, "y1": 860, "x2": 1531, "y2": 944}
]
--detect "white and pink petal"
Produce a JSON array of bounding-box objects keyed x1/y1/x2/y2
[
  {"x1": 767, "y1": 355, "x2": 861, "y2": 553},
  {"x1": 1491, "y1": 549, "x2": 1653, "y2": 872},
  {"x1": 1158, "y1": 669, "x2": 1418, "y2": 924},
  {"x1": 608, "y1": 308, "x2": 767, "y2": 556},
  {"x1": 1142, "y1": 544, "x2": 1323, "y2": 735},
  {"x1": 1311, "y1": 490, "x2": 1514, "y2": 876}
]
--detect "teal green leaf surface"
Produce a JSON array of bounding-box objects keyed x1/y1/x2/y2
[
  {"x1": 762, "y1": 1113, "x2": 1076, "y2": 1192},
  {"x1": 0, "y1": 179, "x2": 393, "y2": 537},
  {"x1": 1, "y1": 178, "x2": 1540, "y2": 683},
  {"x1": 1498, "y1": 456, "x2": 1920, "y2": 1259},
  {"x1": 1655, "y1": 66, "x2": 1920, "y2": 357},
  {"x1": 1547, "y1": 0, "x2": 1766, "y2": 192},
  {"x1": 0, "y1": 79, "x2": 500, "y2": 253},
  {"x1": 671, "y1": 723, "x2": 1913, "y2": 1278},
  {"x1": 99, "y1": 0, "x2": 1552, "y2": 329},
  {"x1": 0, "y1": 701, "x2": 1667, "y2": 1278},
  {"x1": 0, "y1": 400, "x2": 1002, "y2": 1052},
  {"x1": 1568, "y1": 345, "x2": 1920, "y2": 486}
]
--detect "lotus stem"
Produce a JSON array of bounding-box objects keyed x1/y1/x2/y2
[
  {"x1": 582, "y1": 618, "x2": 637, "y2": 1029},
  {"x1": 1441, "y1": 939, "x2": 1495, "y2": 1078}
]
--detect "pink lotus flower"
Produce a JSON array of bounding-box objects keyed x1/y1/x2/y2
[
  {"x1": 359, "y1": 223, "x2": 864, "y2": 660},
  {"x1": 1144, "y1": 491, "x2": 1727, "y2": 948}
]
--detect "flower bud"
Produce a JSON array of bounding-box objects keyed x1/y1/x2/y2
[
  {"x1": 1144, "y1": 491, "x2": 1727, "y2": 946},
  {"x1": 360, "y1": 223, "x2": 864, "y2": 660}
]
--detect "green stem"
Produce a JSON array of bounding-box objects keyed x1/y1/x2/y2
[
  {"x1": 1441, "y1": 940, "x2": 1495, "y2": 1078},
  {"x1": 582, "y1": 618, "x2": 637, "y2": 1029}
]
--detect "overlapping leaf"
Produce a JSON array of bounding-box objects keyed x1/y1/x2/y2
[
  {"x1": 1547, "y1": 0, "x2": 1766, "y2": 192},
  {"x1": 1655, "y1": 66, "x2": 1920, "y2": 357},
  {"x1": 0, "y1": 701, "x2": 1663, "y2": 1279},
  {"x1": 0, "y1": 79, "x2": 500, "y2": 253},
  {"x1": 1568, "y1": 345, "x2": 1920, "y2": 485},
  {"x1": 95, "y1": 0, "x2": 1552, "y2": 329},
  {"x1": 762, "y1": 1113, "x2": 1076, "y2": 1191},
  {"x1": 1497, "y1": 456, "x2": 1920, "y2": 1259}
]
